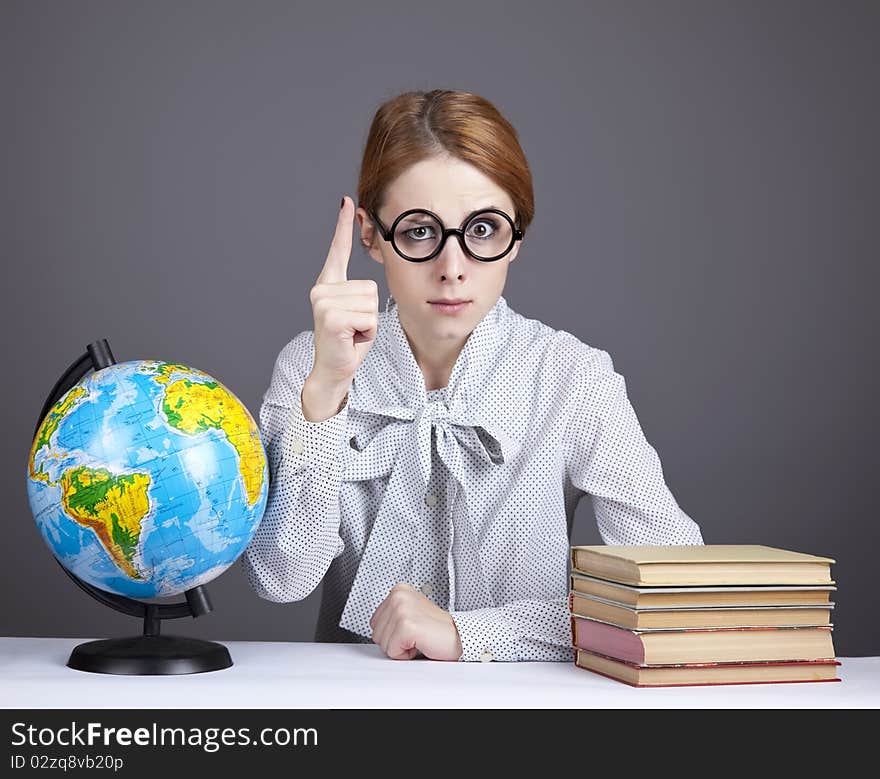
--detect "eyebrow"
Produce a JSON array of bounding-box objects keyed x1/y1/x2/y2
[
  {"x1": 400, "y1": 205, "x2": 505, "y2": 223},
  {"x1": 464, "y1": 204, "x2": 503, "y2": 217}
]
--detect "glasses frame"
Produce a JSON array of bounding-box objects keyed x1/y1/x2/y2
[{"x1": 369, "y1": 206, "x2": 523, "y2": 263}]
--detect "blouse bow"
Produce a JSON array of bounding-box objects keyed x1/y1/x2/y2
[{"x1": 337, "y1": 398, "x2": 521, "y2": 639}]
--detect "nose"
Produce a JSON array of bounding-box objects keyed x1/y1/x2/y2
[{"x1": 433, "y1": 234, "x2": 470, "y2": 280}]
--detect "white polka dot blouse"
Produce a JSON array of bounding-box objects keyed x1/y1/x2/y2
[{"x1": 241, "y1": 295, "x2": 705, "y2": 662}]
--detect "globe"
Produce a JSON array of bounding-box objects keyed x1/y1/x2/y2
[{"x1": 26, "y1": 359, "x2": 269, "y2": 600}]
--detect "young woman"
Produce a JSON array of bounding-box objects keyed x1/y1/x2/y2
[{"x1": 242, "y1": 89, "x2": 704, "y2": 663}]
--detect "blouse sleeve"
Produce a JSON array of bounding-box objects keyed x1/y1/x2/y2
[
  {"x1": 240, "y1": 331, "x2": 350, "y2": 602},
  {"x1": 449, "y1": 345, "x2": 704, "y2": 663},
  {"x1": 566, "y1": 347, "x2": 705, "y2": 546},
  {"x1": 449, "y1": 598, "x2": 575, "y2": 662}
]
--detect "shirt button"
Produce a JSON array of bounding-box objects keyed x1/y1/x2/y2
[
  {"x1": 420, "y1": 582, "x2": 433, "y2": 596},
  {"x1": 291, "y1": 438, "x2": 305, "y2": 455},
  {"x1": 424, "y1": 493, "x2": 438, "y2": 507},
  {"x1": 480, "y1": 650, "x2": 494, "y2": 663}
]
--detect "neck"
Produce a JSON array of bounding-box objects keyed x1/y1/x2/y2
[{"x1": 399, "y1": 318, "x2": 467, "y2": 392}]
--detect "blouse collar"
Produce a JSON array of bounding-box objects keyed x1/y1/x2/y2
[{"x1": 349, "y1": 294, "x2": 512, "y2": 419}]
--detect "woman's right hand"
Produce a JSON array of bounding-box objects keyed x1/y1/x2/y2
[{"x1": 302, "y1": 196, "x2": 379, "y2": 421}]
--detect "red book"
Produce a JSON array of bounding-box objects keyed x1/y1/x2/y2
[{"x1": 570, "y1": 614, "x2": 836, "y2": 665}]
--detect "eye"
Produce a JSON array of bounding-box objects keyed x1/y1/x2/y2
[
  {"x1": 466, "y1": 218, "x2": 499, "y2": 240},
  {"x1": 403, "y1": 225, "x2": 436, "y2": 242}
]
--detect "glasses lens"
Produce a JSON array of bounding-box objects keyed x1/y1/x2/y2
[
  {"x1": 393, "y1": 212, "x2": 443, "y2": 260},
  {"x1": 392, "y1": 210, "x2": 514, "y2": 261},
  {"x1": 464, "y1": 211, "x2": 513, "y2": 260}
]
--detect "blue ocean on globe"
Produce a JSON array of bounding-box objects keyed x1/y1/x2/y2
[{"x1": 26, "y1": 359, "x2": 269, "y2": 599}]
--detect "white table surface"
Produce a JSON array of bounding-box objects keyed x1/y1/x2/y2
[{"x1": 1, "y1": 637, "x2": 877, "y2": 708}]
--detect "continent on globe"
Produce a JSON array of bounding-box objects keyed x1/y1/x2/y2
[
  {"x1": 60, "y1": 465, "x2": 151, "y2": 581},
  {"x1": 27, "y1": 385, "x2": 89, "y2": 487},
  {"x1": 156, "y1": 365, "x2": 265, "y2": 507}
]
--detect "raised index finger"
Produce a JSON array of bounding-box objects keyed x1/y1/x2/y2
[{"x1": 317, "y1": 196, "x2": 354, "y2": 284}]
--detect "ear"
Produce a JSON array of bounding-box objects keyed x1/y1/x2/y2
[
  {"x1": 356, "y1": 207, "x2": 385, "y2": 265},
  {"x1": 507, "y1": 239, "x2": 522, "y2": 265}
]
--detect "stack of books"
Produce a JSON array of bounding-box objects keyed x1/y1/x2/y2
[{"x1": 568, "y1": 544, "x2": 841, "y2": 687}]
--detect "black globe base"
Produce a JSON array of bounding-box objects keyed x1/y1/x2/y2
[{"x1": 67, "y1": 635, "x2": 233, "y2": 675}]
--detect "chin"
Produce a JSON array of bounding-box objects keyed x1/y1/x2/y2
[{"x1": 433, "y1": 322, "x2": 469, "y2": 338}]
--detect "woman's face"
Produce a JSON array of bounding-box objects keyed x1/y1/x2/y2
[{"x1": 356, "y1": 155, "x2": 521, "y2": 347}]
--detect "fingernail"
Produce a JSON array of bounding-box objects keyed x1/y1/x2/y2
[{"x1": 340, "y1": 196, "x2": 345, "y2": 209}]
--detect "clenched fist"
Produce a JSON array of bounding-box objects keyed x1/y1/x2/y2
[
  {"x1": 301, "y1": 196, "x2": 380, "y2": 422},
  {"x1": 369, "y1": 583, "x2": 464, "y2": 661}
]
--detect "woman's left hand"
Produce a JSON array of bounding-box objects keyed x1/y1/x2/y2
[{"x1": 369, "y1": 583, "x2": 463, "y2": 661}]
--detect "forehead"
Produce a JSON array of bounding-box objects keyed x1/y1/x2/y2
[{"x1": 383, "y1": 156, "x2": 514, "y2": 220}]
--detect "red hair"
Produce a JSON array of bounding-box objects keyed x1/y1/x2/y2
[{"x1": 356, "y1": 89, "x2": 534, "y2": 247}]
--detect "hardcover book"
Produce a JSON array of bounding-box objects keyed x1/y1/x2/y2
[
  {"x1": 570, "y1": 571, "x2": 836, "y2": 608},
  {"x1": 574, "y1": 650, "x2": 842, "y2": 687},
  {"x1": 570, "y1": 614, "x2": 836, "y2": 664},
  {"x1": 569, "y1": 590, "x2": 834, "y2": 630},
  {"x1": 569, "y1": 544, "x2": 835, "y2": 586}
]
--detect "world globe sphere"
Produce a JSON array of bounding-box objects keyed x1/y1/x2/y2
[{"x1": 26, "y1": 359, "x2": 269, "y2": 600}]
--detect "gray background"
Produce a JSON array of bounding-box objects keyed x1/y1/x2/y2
[{"x1": 3, "y1": 0, "x2": 877, "y2": 656}]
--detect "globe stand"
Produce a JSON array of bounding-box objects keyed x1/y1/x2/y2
[
  {"x1": 36, "y1": 338, "x2": 233, "y2": 675},
  {"x1": 66, "y1": 591, "x2": 232, "y2": 675}
]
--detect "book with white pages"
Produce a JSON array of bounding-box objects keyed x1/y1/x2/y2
[
  {"x1": 568, "y1": 589, "x2": 835, "y2": 630},
  {"x1": 570, "y1": 589, "x2": 837, "y2": 611},
  {"x1": 569, "y1": 570, "x2": 836, "y2": 609},
  {"x1": 569, "y1": 610, "x2": 835, "y2": 633}
]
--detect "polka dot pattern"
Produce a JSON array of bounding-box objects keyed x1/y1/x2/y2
[{"x1": 241, "y1": 295, "x2": 704, "y2": 662}]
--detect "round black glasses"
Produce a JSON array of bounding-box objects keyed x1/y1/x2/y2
[{"x1": 369, "y1": 207, "x2": 523, "y2": 263}]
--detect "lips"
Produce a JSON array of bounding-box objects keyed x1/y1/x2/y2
[
  {"x1": 429, "y1": 299, "x2": 470, "y2": 304},
  {"x1": 429, "y1": 299, "x2": 471, "y2": 315}
]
